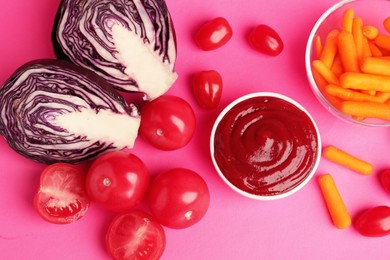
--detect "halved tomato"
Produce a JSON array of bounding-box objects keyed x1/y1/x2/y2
[
  {"x1": 33, "y1": 163, "x2": 90, "y2": 224},
  {"x1": 106, "y1": 210, "x2": 166, "y2": 260}
]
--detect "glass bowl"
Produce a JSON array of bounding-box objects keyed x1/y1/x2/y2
[
  {"x1": 210, "y1": 92, "x2": 322, "y2": 200},
  {"x1": 305, "y1": 0, "x2": 390, "y2": 126}
]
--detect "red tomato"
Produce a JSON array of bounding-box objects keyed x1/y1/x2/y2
[
  {"x1": 354, "y1": 206, "x2": 390, "y2": 237},
  {"x1": 146, "y1": 168, "x2": 210, "y2": 229},
  {"x1": 86, "y1": 151, "x2": 149, "y2": 212},
  {"x1": 380, "y1": 169, "x2": 390, "y2": 194},
  {"x1": 34, "y1": 163, "x2": 90, "y2": 224},
  {"x1": 140, "y1": 95, "x2": 196, "y2": 151},
  {"x1": 248, "y1": 24, "x2": 284, "y2": 56},
  {"x1": 106, "y1": 210, "x2": 166, "y2": 260},
  {"x1": 195, "y1": 17, "x2": 233, "y2": 51},
  {"x1": 192, "y1": 70, "x2": 223, "y2": 109}
]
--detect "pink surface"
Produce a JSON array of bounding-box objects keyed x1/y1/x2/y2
[{"x1": 1, "y1": 0, "x2": 390, "y2": 259}]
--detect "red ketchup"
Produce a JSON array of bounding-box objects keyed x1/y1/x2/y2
[{"x1": 213, "y1": 96, "x2": 319, "y2": 196}]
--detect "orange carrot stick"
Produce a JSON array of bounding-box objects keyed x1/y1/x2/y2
[
  {"x1": 342, "y1": 8, "x2": 354, "y2": 33},
  {"x1": 320, "y1": 30, "x2": 339, "y2": 68},
  {"x1": 338, "y1": 30, "x2": 360, "y2": 72},
  {"x1": 323, "y1": 145, "x2": 373, "y2": 175},
  {"x1": 312, "y1": 59, "x2": 339, "y2": 85},
  {"x1": 325, "y1": 84, "x2": 383, "y2": 103},
  {"x1": 352, "y1": 18, "x2": 364, "y2": 60},
  {"x1": 360, "y1": 57, "x2": 390, "y2": 76},
  {"x1": 384, "y1": 16, "x2": 390, "y2": 34},
  {"x1": 315, "y1": 35, "x2": 323, "y2": 58},
  {"x1": 362, "y1": 37, "x2": 372, "y2": 59},
  {"x1": 340, "y1": 100, "x2": 390, "y2": 121},
  {"x1": 368, "y1": 41, "x2": 383, "y2": 57},
  {"x1": 331, "y1": 56, "x2": 343, "y2": 77},
  {"x1": 375, "y1": 34, "x2": 390, "y2": 51},
  {"x1": 340, "y1": 72, "x2": 390, "y2": 92},
  {"x1": 376, "y1": 91, "x2": 390, "y2": 103},
  {"x1": 362, "y1": 25, "x2": 379, "y2": 39},
  {"x1": 361, "y1": 89, "x2": 376, "y2": 96},
  {"x1": 318, "y1": 174, "x2": 351, "y2": 229},
  {"x1": 312, "y1": 66, "x2": 328, "y2": 89}
]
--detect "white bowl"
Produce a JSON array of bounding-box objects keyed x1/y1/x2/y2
[{"x1": 210, "y1": 92, "x2": 321, "y2": 200}]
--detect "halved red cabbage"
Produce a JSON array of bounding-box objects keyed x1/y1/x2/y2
[
  {"x1": 52, "y1": 0, "x2": 178, "y2": 100},
  {"x1": 0, "y1": 59, "x2": 140, "y2": 164}
]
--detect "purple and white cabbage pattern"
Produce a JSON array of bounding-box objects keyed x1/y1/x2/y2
[
  {"x1": 0, "y1": 59, "x2": 140, "y2": 164},
  {"x1": 52, "y1": 0, "x2": 178, "y2": 100}
]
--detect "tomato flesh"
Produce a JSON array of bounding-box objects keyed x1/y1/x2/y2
[
  {"x1": 195, "y1": 17, "x2": 233, "y2": 51},
  {"x1": 192, "y1": 70, "x2": 223, "y2": 109},
  {"x1": 146, "y1": 168, "x2": 210, "y2": 229},
  {"x1": 248, "y1": 24, "x2": 284, "y2": 56},
  {"x1": 86, "y1": 151, "x2": 150, "y2": 212},
  {"x1": 354, "y1": 205, "x2": 390, "y2": 237},
  {"x1": 33, "y1": 163, "x2": 90, "y2": 224},
  {"x1": 140, "y1": 95, "x2": 196, "y2": 151},
  {"x1": 106, "y1": 210, "x2": 166, "y2": 260}
]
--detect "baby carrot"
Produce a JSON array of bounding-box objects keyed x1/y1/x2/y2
[
  {"x1": 368, "y1": 41, "x2": 383, "y2": 57},
  {"x1": 325, "y1": 84, "x2": 383, "y2": 103},
  {"x1": 323, "y1": 145, "x2": 373, "y2": 175},
  {"x1": 338, "y1": 30, "x2": 360, "y2": 72},
  {"x1": 340, "y1": 101, "x2": 390, "y2": 122},
  {"x1": 360, "y1": 57, "x2": 390, "y2": 76},
  {"x1": 315, "y1": 35, "x2": 323, "y2": 58},
  {"x1": 318, "y1": 174, "x2": 351, "y2": 229},
  {"x1": 340, "y1": 72, "x2": 390, "y2": 92},
  {"x1": 376, "y1": 91, "x2": 390, "y2": 103},
  {"x1": 342, "y1": 8, "x2": 354, "y2": 33},
  {"x1": 331, "y1": 56, "x2": 343, "y2": 77},
  {"x1": 320, "y1": 29, "x2": 339, "y2": 68},
  {"x1": 352, "y1": 18, "x2": 364, "y2": 60},
  {"x1": 375, "y1": 34, "x2": 390, "y2": 51},
  {"x1": 384, "y1": 16, "x2": 390, "y2": 34},
  {"x1": 312, "y1": 59, "x2": 339, "y2": 85},
  {"x1": 361, "y1": 37, "x2": 372, "y2": 59},
  {"x1": 362, "y1": 25, "x2": 379, "y2": 39}
]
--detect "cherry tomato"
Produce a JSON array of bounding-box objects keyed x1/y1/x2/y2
[
  {"x1": 106, "y1": 210, "x2": 166, "y2": 260},
  {"x1": 146, "y1": 168, "x2": 210, "y2": 229},
  {"x1": 192, "y1": 70, "x2": 223, "y2": 109},
  {"x1": 354, "y1": 205, "x2": 390, "y2": 237},
  {"x1": 380, "y1": 169, "x2": 390, "y2": 194},
  {"x1": 33, "y1": 163, "x2": 90, "y2": 224},
  {"x1": 248, "y1": 24, "x2": 284, "y2": 56},
  {"x1": 195, "y1": 17, "x2": 233, "y2": 51},
  {"x1": 140, "y1": 95, "x2": 196, "y2": 151},
  {"x1": 86, "y1": 151, "x2": 149, "y2": 212}
]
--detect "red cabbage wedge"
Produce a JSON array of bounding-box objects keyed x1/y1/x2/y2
[
  {"x1": 0, "y1": 59, "x2": 140, "y2": 164},
  {"x1": 52, "y1": 0, "x2": 178, "y2": 100}
]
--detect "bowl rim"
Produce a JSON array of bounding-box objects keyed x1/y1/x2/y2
[
  {"x1": 305, "y1": 0, "x2": 390, "y2": 127},
  {"x1": 209, "y1": 92, "x2": 322, "y2": 200}
]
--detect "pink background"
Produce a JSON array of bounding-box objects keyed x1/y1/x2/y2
[{"x1": 1, "y1": 0, "x2": 390, "y2": 259}]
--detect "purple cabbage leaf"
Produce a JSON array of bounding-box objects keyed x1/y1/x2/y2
[
  {"x1": 0, "y1": 59, "x2": 140, "y2": 164},
  {"x1": 52, "y1": 0, "x2": 178, "y2": 100}
]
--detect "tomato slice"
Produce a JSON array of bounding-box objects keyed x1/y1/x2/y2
[
  {"x1": 33, "y1": 163, "x2": 90, "y2": 224},
  {"x1": 195, "y1": 17, "x2": 233, "y2": 51},
  {"x1": 192, "y1": 70, "x2": 223, "y2": 109},
  {"x1": 248, "y1": 24, "x2": 284, "y2": 56},
  {"x1": 106, "y1": 210, "x2": 166, "y2": 260}
]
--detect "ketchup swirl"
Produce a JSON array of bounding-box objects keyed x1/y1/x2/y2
[{"x1": 213, "y1": 96, "x2": 319, "y2": 196}]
